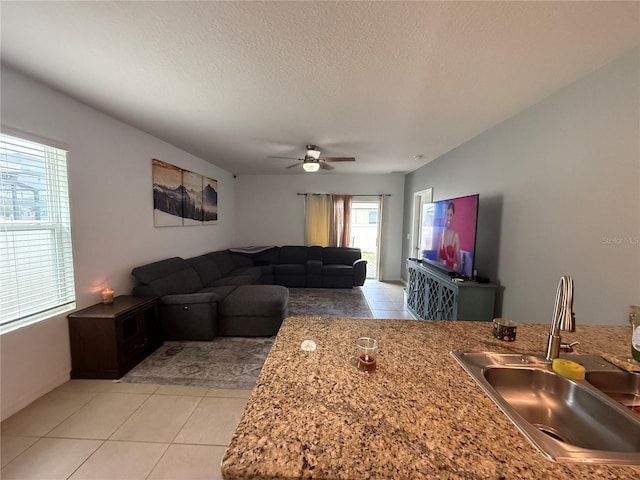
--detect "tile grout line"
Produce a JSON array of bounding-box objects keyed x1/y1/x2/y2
[
  {"x1": 167, "y1": 394, "x2": 207, "y2": 445},
  {"x1": 64, "y1": 438, "x2": 106, "y2": 480},
  {"x1": 66, "y1": 390, "x2": 208, "y2": 480},
  {"x1": 62, "y1": 389, "x2": 159, "y2": 480},
  {"x1": 105, "y1": 391, "x2": 155, "y2": 442},
  {"x1": 41, "y1": 391, "x2": 99, "y2": 439}
]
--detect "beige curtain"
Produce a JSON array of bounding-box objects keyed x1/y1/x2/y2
[
  {"x1": 332, "y1": 195, "x2": 352, "y2": 247},
  {"x1": 304, "y1": 194, "x2": 331, "y2": 246}
]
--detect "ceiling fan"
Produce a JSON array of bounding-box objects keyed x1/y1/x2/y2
[{"x1": 267, "y1": 145, "x2": 355, "y2": 172}]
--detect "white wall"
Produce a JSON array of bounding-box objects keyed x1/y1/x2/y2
[
  {"x1": 234, "y1": 174, "x2": 405, "y2": 280},
  {"x1": 1, "y1": 66, "x2": 236, "y2": 420},
  {"x1": 403, "y1": 49, "x2": 640, "y2": 326}
]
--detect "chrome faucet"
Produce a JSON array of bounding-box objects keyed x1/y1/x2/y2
[{"x1": 545, "y1": 275, "x2": 576, "y2": 361}]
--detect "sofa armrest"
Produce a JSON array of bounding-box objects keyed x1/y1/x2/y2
[{"x1": 353, "y1": 259, "x2": 367, "y2": 286}]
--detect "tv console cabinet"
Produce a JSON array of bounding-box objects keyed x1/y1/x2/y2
[
  {"x1": 406, "y1": 259, "x2": 496, "y2": 321},
  {"x1": 68, "y1": 295, "x2": 161, "y2": 379}
]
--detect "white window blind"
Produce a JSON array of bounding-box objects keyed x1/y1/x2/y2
[{"x1": 0, "y1": 132, "x2": 76, "y2": 331}]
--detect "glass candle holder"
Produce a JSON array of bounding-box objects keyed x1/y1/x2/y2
[
  {"x1": 101, "y1": 288, "x2": 114, "y2": 304},
  {"x1": 356, "y1": 337, "x2": 378, "y2": 372}
]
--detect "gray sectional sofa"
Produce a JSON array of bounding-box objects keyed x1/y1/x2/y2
[{"x1": 131, "y1": 246, "x2": 366, "y2": 340}]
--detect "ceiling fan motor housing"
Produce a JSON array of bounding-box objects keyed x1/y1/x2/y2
[{"x1": 306, "y1": 145, "x2": 321, "y2": 159}]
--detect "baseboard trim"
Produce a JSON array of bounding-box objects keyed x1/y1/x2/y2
[{"x1": 1, "y1": 372, "x2": 71, "y2": 421}]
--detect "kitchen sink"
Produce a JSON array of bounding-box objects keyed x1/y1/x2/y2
[
  {"x1": 484, "y1": 367, "x2": 639, "y2": 451},
  {"x1": 585, "y1": 370, "x2": 640, "y2": 414},
  {"x1": 451, "y1": 351, "x2": 640, "y2": 464}
]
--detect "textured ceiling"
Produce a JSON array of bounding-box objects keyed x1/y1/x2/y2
[{"x1": 1, "y1": 1, "x2": 639, "y2": 175}]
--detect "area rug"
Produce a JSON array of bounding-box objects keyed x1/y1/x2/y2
[
  {"x1": 120, "y1": 337, "x2": 274, "y2": 389},
  {"x1": 287, "y1": 287, "x2": 373, "y2": 318},
  {"x1": 120, "y1": 287, "x2": 372, "y2": 388}
]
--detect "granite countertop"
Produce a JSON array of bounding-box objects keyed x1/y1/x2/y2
[{"x1": 221, "y1": 316, "x2": 640, "y2": 479}]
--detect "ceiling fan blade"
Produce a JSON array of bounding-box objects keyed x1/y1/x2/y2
[
  {"x1": 321, "y1": 157, "x2": 356, "y2": 162},
  {"x1": 319, "y1": 162, "x2": 334, "y2": 170},
  {"x1": 267, "y1": 155, "x2": 300, "y2": 160},
  {"x1": 286, "y1": 162, "x2": 301, "y2": 169}
]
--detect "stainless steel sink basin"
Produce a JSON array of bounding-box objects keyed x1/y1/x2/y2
[
  {"x1": 585, "y1": 370, "x2": 640, "y2": 414},
  {"x1": 451, "y1": 351, "x2": 640, "y2": 464},
  {"x1": 485, "y1": 367, "x2": 639, "y2": 451}
]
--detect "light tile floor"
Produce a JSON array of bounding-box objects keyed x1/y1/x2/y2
[
  {"x1": 0, "y1": 280, "x2": 409, "y2": 479},
  {"x1": 361, "y1": 279, "x2": 414, "y2": 319},
  {"x1": 1, "y1": 381, "x2": 248, "y2": 480}
]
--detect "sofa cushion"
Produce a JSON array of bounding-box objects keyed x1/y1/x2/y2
[
  {"x1": 279, "y1": 246, "x2": 309, "y2": 264},
  {"x1": 252, "y1": 247, "x2": 280, "y2": 266},
  {"x1": 274, "y1": 264, "x2": 306, "y2": 275},
  {"x1": 205, "y1": 251, "x2": 235, "y2": 277},
  {"x1": 158, "y1": 290, "x2": 228, "y2": 305},
  {"x1": 212, "y1": 274, "x2": 257, "y2": 286},
  {"x1": 186, "y1": 255, "x2": 223, "y2": 286},
  {"x1": 322, "y1": 264, "x2": 354, "y2": 277},
  {"x1": 323, "y1": 247, "x2": 361, "y2": 265},
  {"x1": 229, "y1": 253, "x2": 254, "y2": 268},
  {"x1": 197, "y1": 285, "x2": 238, "y2": 298},
  {"x1": 308, "y1": 246, "x2": 323, "y2": 261},
  {"x1": 306, "y1": 259, "x2": 322, "y2": 287},
  {"x1": 234, "y1": 266, "x2": 263, "y2": 278},
  {"x1": 131, "y1": 257, "x2": 188, "y2": 284},
  {"x1": 257, "y1": 264, "x2": 275, "y2": 284},
  {"x1": 220, "y1": 285, "x2": 289, "y2": 317},
  {"x1": 147, "y1": 267, "x2": 203, "y2": 296},
  {"x1": 274, "y1": 263, "x2": 306, "y2": 287}
]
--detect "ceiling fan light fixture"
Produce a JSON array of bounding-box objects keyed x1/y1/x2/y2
[{"x1": 302, "y1": 158, "x2": 320, "y2": 172}]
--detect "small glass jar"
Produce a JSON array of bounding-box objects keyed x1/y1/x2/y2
[
  {"x1": 101, "y1": 288, "x2": 114, "y2": 304},
  {"x1": 356, "y1": 337, "x2": 378, "y2": 372},
  {"x1": 492, "y1": 318, "x2": 517, "y2": 342}
]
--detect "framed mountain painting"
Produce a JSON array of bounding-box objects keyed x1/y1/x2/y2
[
  {"x1": 152, "y1": 159, "x2": 183, "y2": 227},
  {"x1": 203, "y1": 176, "x2": 218, "y2": 223},
  {"x1": 152, "y1": 159, "x2": 218, "y2": 226}
]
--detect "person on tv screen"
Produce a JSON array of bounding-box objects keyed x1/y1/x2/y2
[{"x1": 437, "y1": 201, "x2": 461, "y2": 272}]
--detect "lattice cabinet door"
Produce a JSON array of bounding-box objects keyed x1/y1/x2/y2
[
  {"x1": 437, "y1": 281, "x2": 458, "y2": 320},
  {"x1": 424, "y1": 275, "x2": 441, "y2": 319},
  {"x1": 406, "y1": 265, "x2": 418, "y2": 312},
  {"x1": 406, "y1": 263, "x2": 427, "y2": 318}
]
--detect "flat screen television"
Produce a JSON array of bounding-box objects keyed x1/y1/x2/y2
[{"x1": 420, "y1": 194, "x2": 479, "y2": 278}]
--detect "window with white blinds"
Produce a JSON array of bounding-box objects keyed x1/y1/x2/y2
[{"x1": 0, "y1": 132, "x2": 76, "y2": 332}]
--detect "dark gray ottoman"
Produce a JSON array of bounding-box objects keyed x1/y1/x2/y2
[{"x1": 218, "y1": 285, "x2": 289, "y2": 336}]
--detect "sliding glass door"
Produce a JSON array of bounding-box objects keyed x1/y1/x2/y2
[{"x1": 350, "y1": 198, "x2": 380, "y2": 279}]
